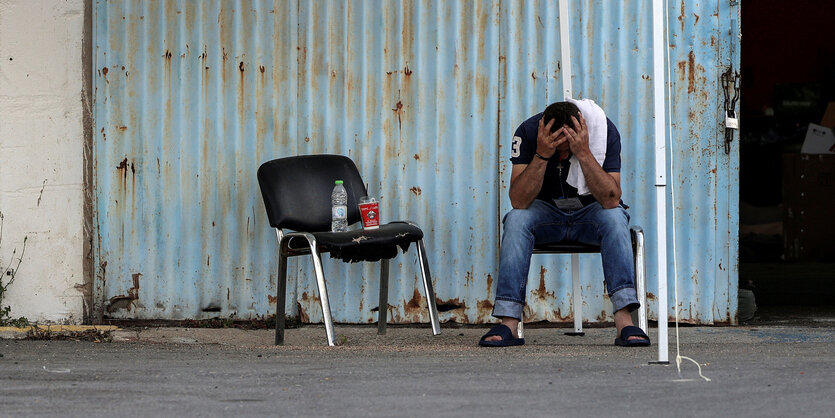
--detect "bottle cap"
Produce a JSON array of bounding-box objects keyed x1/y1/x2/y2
[{"x1": 335, "y1": 180, "x2": 344, "y2": 184}]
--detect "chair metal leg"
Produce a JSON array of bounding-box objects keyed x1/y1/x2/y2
[
  {"x1": 566, "y1": 253, "x2": 585, "y2": 336},
  {"x1": 377, "y1": 259, "x2": 389, "y2": 335},
  {"x1": 631, "y1": 226, "x2": 649, "y2": 333},
  {"x1": 275, "y1": 231, "x2": 288, "y2": 345},
  {"x1": 302, "y1": 234, "x2": 336, "y2": 346},
  {"x1": 416, "y1": 239, "x2": 441, "y2": 336}
]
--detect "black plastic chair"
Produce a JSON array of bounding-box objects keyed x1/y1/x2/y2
[
  {"x1": 257, "y1": 154, "x2": 441, "y2": 346},
  {"x1": 517, "y1": 226, "x2": 648, "y2": 338}
]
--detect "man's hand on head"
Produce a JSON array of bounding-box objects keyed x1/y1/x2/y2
[
  {"x1": 564, "y1": 114, "x2": 591, "y2": 159},
  {"x1": 536, "y1": 117, "x2": 567, "y2": 159}
]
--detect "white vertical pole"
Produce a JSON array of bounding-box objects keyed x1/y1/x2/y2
[
  {"x1": 652, "y1": 0, "x2": 670, "y2": 364},
  {"x1": 558, "y1": 0, "x2": 581, "y2": 336},
  {"x1": 559, "y1": 0, "x2": 572, "y2": 99}
]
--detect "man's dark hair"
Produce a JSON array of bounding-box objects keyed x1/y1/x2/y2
[{"x1": 542, "y1": 101, "x2": 580, "y2": 133}]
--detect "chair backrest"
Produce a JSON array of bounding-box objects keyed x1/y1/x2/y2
[{"x1": 257, "y1": 154, "x2": 367, "y2": 231}]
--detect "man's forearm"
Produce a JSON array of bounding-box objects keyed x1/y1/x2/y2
[
  {"x1": 575, "y1": 153, "x2": 621, "y2": 208},
  {"x1": 509, "y1": 160, "x2": 548, "y2": 209}
]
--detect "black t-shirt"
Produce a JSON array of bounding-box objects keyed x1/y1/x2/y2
[{"x1": 509, "y1": 112, "x2": 622, "y2": 203}]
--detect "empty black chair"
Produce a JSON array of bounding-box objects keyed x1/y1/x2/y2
[{"x1": 257, "y1": 154, "x2": 441, "y2": 346}]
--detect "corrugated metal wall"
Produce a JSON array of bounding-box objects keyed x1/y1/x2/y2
[{"x1": 93, "y1": 0, "x2": 740, "y2": 324}]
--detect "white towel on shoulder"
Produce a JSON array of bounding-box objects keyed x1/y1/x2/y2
[{"x1": 565, "y1": 98, "x2": 607, "y2": 196}]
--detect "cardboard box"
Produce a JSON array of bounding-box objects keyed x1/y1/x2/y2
[
  {"x1": 800, "y1": 123, "x2": 835, "y2": 154},
  {"x1": 782, "y1": 153, "x2": 835, "y2": 261}
]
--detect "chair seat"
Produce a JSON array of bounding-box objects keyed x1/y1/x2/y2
[
  {"x1": 533, "y1": 242, "x2": 601, "y2": 254},
  {"x1": 287, "y1": 221, "x2": 424, "y2": 262}
]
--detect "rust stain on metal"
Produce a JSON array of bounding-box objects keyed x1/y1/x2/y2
[
  {"x1": 267, "y1": 294, "x2": 277, "y2": 304},
  {"x1": 677, "y1": 51, "x2": 697, "y2": 95},
  {"x1": 128, "y1": 273, "x2": 141, "y2": 300},
  {"x1": 116, "y1": 158, "x2": 135, "y2": 180},
  {"x1": 392, "y1": 100, "x2": 403, "y2": 131},
  {"x1": 486, "y1": 274, "x2": 493, "y2": 294},
  {"x1": 298, "y1": 292, "x2": 321, "y2": 323},
  {"x1": 409, "y1": 186, "x2": 421, "y2": 196},
  {"x1": 413, "y1": 153, "x2": 420, "y2": 160},
  {"x1": 107, "y1": 272, "x2": 141, "y2": 312},
  {"x1": 435, "y1": 298, "x2": 465, "y2": 312},
  {"x1": 117, "y1": 126, "x2": 127, "y2": 131},
  {"x1": 100, "y1": 127, "x2": 106, "y2": 141},
  {"x1": 304, "y1": 137, "x2": 310, "y2": 142},
  {"x1": 531, "y1": 266, "x2": 555, "y2": 301},
  {"x1": 687, "y1": 51, "x2": 696, "y2": 93},
  {"x1": 298, "y1": 301, "x2": 308, "y2": 323},
  {"x1": 404, "y1": 64, "x2": 412, "y2": 76},
  {"x1": 163, "y1": 49, "x2": 172, "y2": 60},
  {"x1": 693, "y1": 13, "x2": 700, "y2": 25},
  {"x1": 531, "y1": 71, "x2": 536, "y2": 80},
  {"x1": 259, "y1": 65, "x2": 265, "y2": 73},
  {"x1": 405, "y1": 288, "x2": 424, "y2": 312},
  {"x1": 477, "y1": 299, "x2": 494, "y2": 318},
  {"x1": 239, "y1": 61, "x2": 245, "y2": 72},
  {"x1": 678, "y1": 0, "x2": 686, "y2": 32}
]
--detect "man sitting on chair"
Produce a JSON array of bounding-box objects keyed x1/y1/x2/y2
[{"x1": 479, "y1": 99, "x2": 650, "y2": 347}]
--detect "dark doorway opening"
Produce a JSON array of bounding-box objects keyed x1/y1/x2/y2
[{"x1": 739, "y1": 0, "x2": 835, "y2": 320}]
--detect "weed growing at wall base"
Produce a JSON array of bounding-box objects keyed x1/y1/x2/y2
[{"x1": 0, "y1": 212, "x2": 29, "y2": 327}]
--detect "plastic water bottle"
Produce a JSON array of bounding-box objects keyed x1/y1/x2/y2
[{"x1": 331, "y1": 180, "x2": 348, "y2": 232}]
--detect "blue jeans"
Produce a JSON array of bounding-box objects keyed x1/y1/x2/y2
[{"x1": 492, "y1": 199, "x2": 639, "y2": 320}]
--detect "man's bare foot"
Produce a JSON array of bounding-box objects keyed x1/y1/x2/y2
[
  {"x1": 614, "y1": 308, "x2": 647, "y2": 342},
  {"x1": 483, "y1": 317, "x2": 519, "y2": 342}
]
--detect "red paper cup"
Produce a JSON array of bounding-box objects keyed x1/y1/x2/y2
[{"x1": 358, "y1": 200, "x2": 380, "y2": 229}]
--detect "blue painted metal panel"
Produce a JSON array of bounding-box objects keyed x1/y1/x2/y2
[
  {"x1": 94, "y1": 0, "x2": 739, "y2": 324},
  {"x1": 293, "y1": 0, "x2": 502, "y2": 324},
  {"x1": 93, "y1": 0, "x2": 300, "y2": 319}
]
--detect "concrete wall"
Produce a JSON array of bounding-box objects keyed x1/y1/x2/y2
[{"x1": 0, "y1": 0, "x2": 88, "y2": 323}]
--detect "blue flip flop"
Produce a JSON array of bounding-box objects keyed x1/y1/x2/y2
[
  {"x1": 479, "y1": 324, "x2": 525, "y2": 347},
  {"x1": 615, "y1": 325, "x2": 651, "y2": 347}
]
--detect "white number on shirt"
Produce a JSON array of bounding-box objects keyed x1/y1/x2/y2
[{"x1": 511, "y1": 136, "x2": 522, "y2": 158}]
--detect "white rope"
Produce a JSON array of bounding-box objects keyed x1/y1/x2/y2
[{"x1": 664, "y1": 0, "x2": 710, "y2": 382}]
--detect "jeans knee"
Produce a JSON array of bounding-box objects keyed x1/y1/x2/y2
[
  {"x1": 597, "y1": 207, "x2": 629, "y2": 232},
  {"x1": 503, "y1": 208, "x2": 538, "y2": 230}
]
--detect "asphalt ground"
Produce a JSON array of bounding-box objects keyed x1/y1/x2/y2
[{"x1": 1, "y1": 315, "x2": 834, "y2": 417}]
